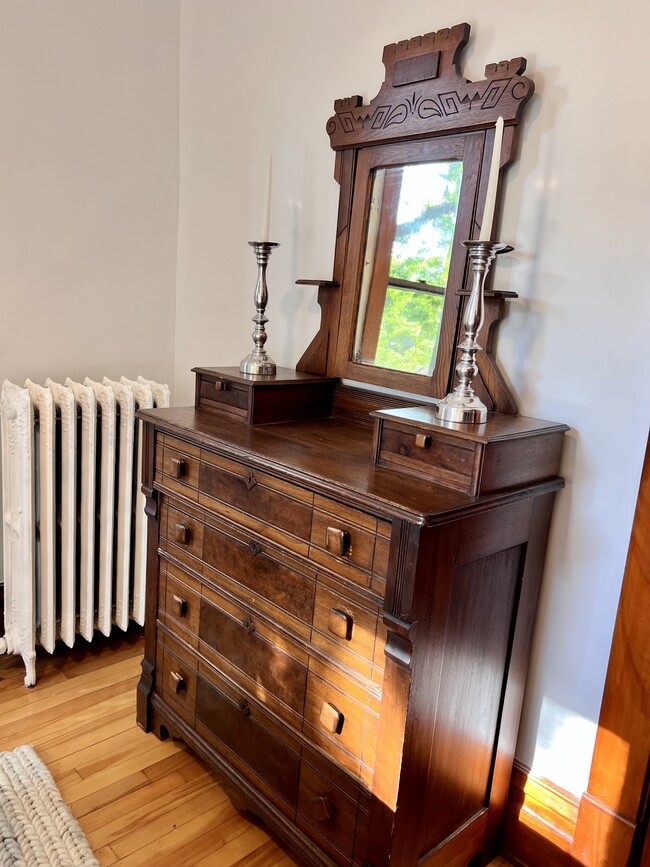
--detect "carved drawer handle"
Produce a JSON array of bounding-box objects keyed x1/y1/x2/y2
[
  {"x1": 325, "y1": 527, "x2": 351, "y2": 557},
  {"x1": 415, "y1": 434, "x2": 431, "y2": 449},
  {"x1": 170, "y1": 457, "x2": 186, "y2": 479},
  {"x1": 327, "y1": 608, "x2": 353, "y2": 641},
  {"x1": 238, "y1": 699, "x2": 251, "y2": 716},
  {"x1": 214, "y1": 380, "x2": 229, "y2": 392},
  {"x1": 319, "y1": 701, "x2": 344, "y2": 735},
  {"x1": 244, "y1": 616, "x2": 256, "y2": 634},
  {"x1": 245, "y1": 470, "x2": 257, "y2": 491},
  {"x1": 174, "y1": 523, "x2": 190, "y2": 545},
  {"x1": 172, "y1": 594, "x2": 187, "y2": 618},
  {"x1": 311, "y1": 795, "x2": 333, "y2": 823},
  {"x1": 170, "y1": 671, "x2": 185, "y2": 694}
]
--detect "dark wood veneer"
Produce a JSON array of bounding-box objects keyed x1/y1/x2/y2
[{"x1": 139, "y1": 399, "x2": 564, "y2": 866}]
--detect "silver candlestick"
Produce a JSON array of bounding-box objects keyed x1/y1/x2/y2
[
  {"x1": 240, "y1": 241, "x2": 279, "y2": 376},
  {"x1": 436, "y1": 240, "x2": 512, "y2": 424}
]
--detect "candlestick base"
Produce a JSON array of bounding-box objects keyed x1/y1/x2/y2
[
  {"x1": 239, "y1": 241, "x2": 279, "y2": 377},
  {"x1": 239, "y1": 355, "x2": 276, "y2": 376},
  {"x1": 436, "y1": 393, "x2": 488, "y2": 425}
]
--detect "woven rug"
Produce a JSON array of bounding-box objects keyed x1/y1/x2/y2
[{"x1": 0, "y1": 746, "x2": 99, "y2": 866}]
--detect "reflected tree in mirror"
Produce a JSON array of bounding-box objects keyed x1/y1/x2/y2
[{"x1": 354, "y1": 160, "x2": 463, "y2": 375}]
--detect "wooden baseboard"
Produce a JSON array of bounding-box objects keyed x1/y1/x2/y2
[
  {"x1": 502, "y1": 761, "x2": 647, "y2": 867},
  {"x1": 501, "y1": 760, "x2": 579, "y2": 867}
]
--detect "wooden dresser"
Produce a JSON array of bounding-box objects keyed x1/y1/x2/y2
[
  {"x1": 137, "y1": 24, "x2": 567, "y2": 867},
  {"x1": 137, "y1": 379, "x2": 566, "y2": 867}
]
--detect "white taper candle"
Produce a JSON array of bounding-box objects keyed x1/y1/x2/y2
[
  {"x1": 479, "y1": 117, "x2": 504, "y2": 242},
  {"x1": 261, "y1": 153, "x2": 272, "y2": 242}
]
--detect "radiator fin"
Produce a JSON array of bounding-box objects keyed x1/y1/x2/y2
[{"x1": 1, "y1": 375, "x2": 169, "y2": 686}]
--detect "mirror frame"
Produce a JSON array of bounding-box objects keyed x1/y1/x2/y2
[{"x1": 296, "y1": 22, "x2": 534, "y2": 412}]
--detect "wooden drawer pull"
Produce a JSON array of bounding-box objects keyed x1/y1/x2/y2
[
  {"x1": 170, "y1": 671, "x2": 185, "y2": 694},
  {"x1": 325, "y1": 527, "x2": 350, "y2": 557},
  {"x1": 245, "y1": 470, "x2": 257, "y2": 491},
  {"x1": 170, "y1": 457, "x2": 186, "y2": 478},
  {"x1": 311, "y1": 795, "x2": 333, "y2": 823},
  {"x1": 214, "y1": 380, "x2": 229, "y2": 392},
  {"x1": 319, "y1": 701, "x2": 345, "y2": 735},
  {"x1": 328, "y1": 608, "x2": 353, "y2": 641},
  {"x1": 248, "y1": 540, "x2": 262, "y2": 557},
  {"x1": 415, "y1": 433, "x2": 431, "y2": 449},
  {"x1": 174, "y1": 523, "x2": 190, "y2": 545},
  {"x1": 244, "y1": 616, "x2": 255, "y2": 635},
  {"x1": 172, "y1": 594, "x2": 187, "y2": 618},
  {"x1": 238, "y1": 699, "x2": 251, "y2": 716}
]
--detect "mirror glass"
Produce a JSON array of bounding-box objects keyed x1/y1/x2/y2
[{"x1": 352, "y1": 160, "x2": 463, "y2": 375}]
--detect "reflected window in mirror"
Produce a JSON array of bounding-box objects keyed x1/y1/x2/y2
[
  {"x1": 354, "y1": 160, "x2": 463, "y2": 375},
  {"x1": 334, "y1": 134, "x2": 482, "y2": 397}
]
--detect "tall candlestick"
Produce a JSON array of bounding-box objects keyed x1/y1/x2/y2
[
  {"x1": 479, "y1": 117, "x2": 504, "y2": 241},
  {"x1": 261, "y1": 153, "x2": 272, "y2": 242}
]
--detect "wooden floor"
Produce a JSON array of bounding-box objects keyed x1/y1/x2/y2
[{"x1": 0, "y1": 630, "x2": 513, "y2": 866}]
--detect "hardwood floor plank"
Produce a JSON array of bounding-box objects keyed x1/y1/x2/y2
[
  {"x1": 230, "y1": 839, "x2": 296, "y2": 866},
  {"x1": 70, "y1": 770, "x2": 152, "y2": 819},
  {"x1": 106, "y1": 783, "x2": 232, "y2": 858},
  {"x1": 94, "y1": 844, "x2": 120, "y2": 866},
  {"x1": 82, "y1": 768, "x2": 215, "y2": 836},
  {"x1": 141, "y1": 748, "x2": 195, "y2": 782},
  {"x1": 111, "y1": 799, "x2": 240, "y2": 866},
  {"x1": 59, "y1": 739, "x2": 186, "y2": 803},
  {"x1": 192, "y1": 819, "x2": 276, "y2": 867}
]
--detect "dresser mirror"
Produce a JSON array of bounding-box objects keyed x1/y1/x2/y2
[
  {"x1": 353, "y1": 154, "x2": 464, "y2": 376},
  {"x1": 341, "y1": 135, "x2": 480, "y2": 396},
  {"x1": 297, "y1": 22, "x2": 534, "y2": 413}
]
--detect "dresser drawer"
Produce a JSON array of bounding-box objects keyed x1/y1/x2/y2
[
  {"x1": 195, "y1": 665, "x2": 301, "y2": 815},
  {"x1": 159, "y1": 561, "x2": 201, "y2": 646},
  {"x1": 311, "y1": 582, "x2": 382, "y2": 681},
  {"x1": 155, "y1": 435, "x2": 201, "y2": 501},
  {"x1": 160, "y1": 502, "x2": 204, "y2": 567},
  {"x1": 199, "y1": 451, "x2": 313, "y2": 555},
  {"x1": 309, "y1": 496, "x2": 390, "y2": 594},
  {"x1": 199, "y1": 584, "x2": 308, "y2": 722},
  {"x1": 202, "y1": 520, "x2": 316, "y2": 637},
  {"x1": 375, "y1": 421, "x2": 479, "y2": 493},
  {"x1": 158, "y1": 635, "x2": 198, "y2": 725},
  {"x1": 303, "y1": 668, "x2": 379, "y2": 779},
  {"x1": 297, "y1": 760, "x2": 358, "y2": 864}
]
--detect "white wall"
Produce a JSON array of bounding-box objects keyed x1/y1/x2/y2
[
  {"x1": 175, "y1": 0, "x2": 650, "y2": 791},
  {"x1": 0, "y1": 0, "x2": 180, "y2": 389}
]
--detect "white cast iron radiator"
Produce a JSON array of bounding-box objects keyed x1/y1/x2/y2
[{"x1": 0, "y1": 375, "x2": 170, "y2": 686}]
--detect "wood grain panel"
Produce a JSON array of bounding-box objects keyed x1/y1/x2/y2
[
  {"x1": 195, "y1": 674, "x2": 301, "y2": 811},
  {"x1": 418, "y1": 545, "x2": 523, "y2": 850},
  {"x1": 202, "y1": 523, "x2": 316, "y2": 626},
  {"x1": 199, "y1": 594, "x2": 308, "y2": 715}
]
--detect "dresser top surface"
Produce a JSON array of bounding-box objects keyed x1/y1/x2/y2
[{"x1": 140, "y1": 406, "x2": 564, "y2": 525}]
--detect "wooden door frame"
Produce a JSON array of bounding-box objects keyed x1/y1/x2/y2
[{"x1": 570, "y1": 432, "x2": 650, "y2": 865}]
